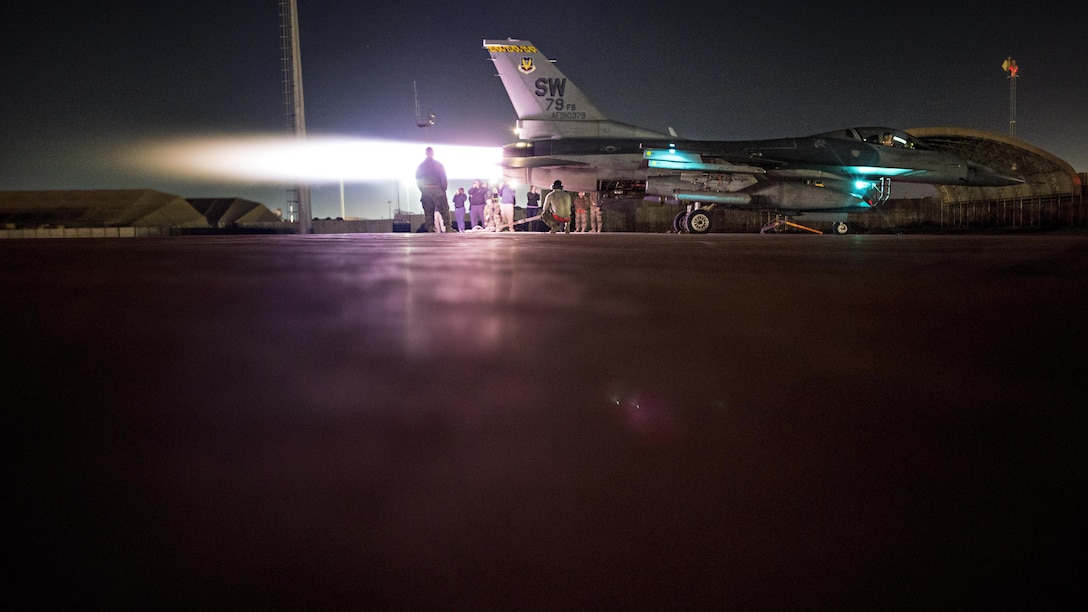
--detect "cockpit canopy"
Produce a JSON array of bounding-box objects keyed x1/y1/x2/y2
[{"x1": 816, "y1": 127, "x2": 932, "y2": 151}]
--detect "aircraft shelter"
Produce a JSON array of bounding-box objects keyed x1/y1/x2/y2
[
  {"x1": 907, "y1": 127, "x2": 1083, "y2": 203},
  {"x1": 0, "y1": 190, "x2": 285, "y2": 238}
]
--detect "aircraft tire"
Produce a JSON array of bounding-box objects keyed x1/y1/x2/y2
[
  {"x1": 832, "y1": 221, "x2": 850, "y2": 235},
  {"x1": 687, "y1": 210, "x2": 712, "y2": 234},
  {"x1": 673, "y1": 211, "x2": 688, "y2": 233}
]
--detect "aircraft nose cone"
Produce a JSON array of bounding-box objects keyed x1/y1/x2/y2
[{"x1": 966, "y1": 161, "x2": 1025, "y2": 186}]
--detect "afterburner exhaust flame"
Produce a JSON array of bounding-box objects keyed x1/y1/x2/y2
[{"x1": 128, "y1": 136, "x2": 503, "y2": 184}]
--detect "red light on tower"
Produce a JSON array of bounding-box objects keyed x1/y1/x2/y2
[{"x1": 1002, "y1": 57, "x2": 1019, "y2": 77}]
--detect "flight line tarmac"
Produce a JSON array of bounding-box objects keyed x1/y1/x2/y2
[{"x1": 6, "y1": 233, "x2": 1087, "y2": 608}]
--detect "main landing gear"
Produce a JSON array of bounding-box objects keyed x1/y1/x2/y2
[{"x1": 673, "y1": 208, "x2": 713, "y2": 234}]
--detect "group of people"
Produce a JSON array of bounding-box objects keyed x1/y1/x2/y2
[{"x1": 415, "y1": 147, "x2": 602, "y2": 234}]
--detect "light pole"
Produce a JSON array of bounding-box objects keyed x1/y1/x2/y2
[{"x1": 280, "y1": 0, "x2": 312, "y2": 232}]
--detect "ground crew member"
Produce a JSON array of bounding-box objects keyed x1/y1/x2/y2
[
  {"x1": 573, "y1": 191, "x2": 591, "y2": 232},
  {"x1": 541, "y1": 180, "x2": 572, "y2": 234},
  {"x1": 498, "y1": 181, "x2": 516, "y2": 231},
  {"x1": 589, "y1": 191, "x2": 602, "y2": 232},
  {"x1": 485, "y1": 195, "x2": 503, "y2": 231}
]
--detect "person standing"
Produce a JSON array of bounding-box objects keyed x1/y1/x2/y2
[
  {"x1": 523, "y1": 185, "x2": 541, "y2": 231},
  {"x1": 485, "y1": 194, "x2": 503, "y2": 231},
  {"x1": 468, "y1": 179, "x2": 488, "y2": 230},
  {"x1": 541, "y1": 180, "x2": 572, "y2": 234},
  {"x1": 572, "y1": 191, "x2": 592, "y2": 233},
  {"x1": 415, "y1": 147, "x2": 451, "y2": 233},
  {"x1": 498, "y1": 181, "x2": 516, "y2": 231},
  {"x1": 452, "y1": 187, "x2": 467, "y2": 233},
  {"x1": 589, "y1": 191, "x2": 603, "y2": 233}
]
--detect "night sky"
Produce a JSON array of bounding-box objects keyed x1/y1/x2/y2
[{"x1": 3, "y1": 1, "x2": 1086, "y2": 219}]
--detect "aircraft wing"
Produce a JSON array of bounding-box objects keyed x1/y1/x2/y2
[
  {"x1": 502, "y1": 157, "x2": 591, "y2": 169},
  {"x1": 644, "y1": 146, "x2": 911, "y2": 181}
]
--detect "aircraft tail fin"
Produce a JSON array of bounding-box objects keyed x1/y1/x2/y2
[{"x1": 483, "y1": 39, "x2": 670, "y2": 140}]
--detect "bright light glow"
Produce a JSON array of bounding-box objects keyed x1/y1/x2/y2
[
  {"x1": 854, "y1": 180, "x2": 872, "y2": 190},
  {"x1": 644, "y1": 148, "x2": 701, "y2": 164},
  {"x1": 846, "y1": 166, "x2": 913, "y2": 177},
  {"x1": 128, "y1": 135, "x2": 503, "y2": 184}
]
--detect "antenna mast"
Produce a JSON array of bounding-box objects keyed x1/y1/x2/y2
[{"x1": 1002, "y1": 56, "x2": 1019, "y2": 138}]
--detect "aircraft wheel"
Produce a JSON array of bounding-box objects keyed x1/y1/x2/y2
[
  {"x1": 831, "y1": 221, "x2": 850, "y2": 235},
  {"x1": 673, "y1": 211, "x2": 688, "y2": 233},
  {"x1": 687, "y1": 210, "x2": 712, "y2": 234}
]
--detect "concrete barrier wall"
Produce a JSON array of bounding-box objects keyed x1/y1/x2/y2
[
  {"x1": 0, "y1": 227, "x2": 168, "y2": 239},
  {"x1": 627, "y1": 195, "x2": 1087, "y2": 233},
  {"x1": 3, "y1": 194, "x2": 1083, "y2": 239},
  {"x1": 312, "y1": 219, "x2": 396, "y2": 234}
]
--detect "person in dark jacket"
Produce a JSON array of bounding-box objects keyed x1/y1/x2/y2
[
  {"x1": 523, "y1": 185, "x2": 541, "y2": 231},
  {"x1": 468, "y1": 180, "x2": 488, "y2": 230},
  {"x1": 452, "y1": 187, "x2": 467, "y2": 233},
  {"x1": 415, "y1": 147, "x2": 451, "y2": 233}
]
